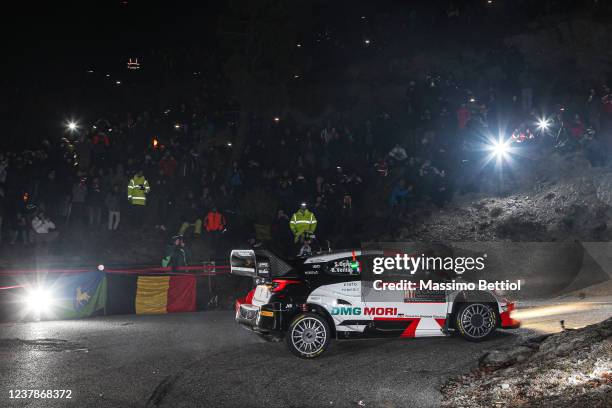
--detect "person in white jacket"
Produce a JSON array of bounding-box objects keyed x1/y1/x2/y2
[
  {"x1": 388, "y1": 143, "x2": 408, "y2": 163},
  {"x1": 31, "y1": 210, "x2": 59, "y2": 243}
]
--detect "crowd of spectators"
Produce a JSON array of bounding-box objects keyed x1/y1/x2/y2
[{"x1": 1, "y1": 68, "x2": 612, "y2": 259}]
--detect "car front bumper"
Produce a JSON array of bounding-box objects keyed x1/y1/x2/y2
[{"x1": 500, "y1": 302, "x2": 521, "y2": 329}]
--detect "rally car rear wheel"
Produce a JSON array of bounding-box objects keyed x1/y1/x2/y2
[
  {"x1": 286, "y1": 313, "x2": 330, "y2": 358},
  {"x1": 455, "y1": 303, "x2": 497, "y2": 341}
]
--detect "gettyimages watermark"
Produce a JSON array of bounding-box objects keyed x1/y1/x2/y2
[
  {"x1": 372, "y1": 252, "x2": 486, "y2": 274},
  {"x1": 369, "y1": 251, "x2": 521, "y2": 291},
  {"x1": 358, "y1": 241, "x2": 612, "y2": 301}
]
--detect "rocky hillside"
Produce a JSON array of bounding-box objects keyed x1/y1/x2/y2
[
  {"x1": 441, "y1": 318, "x2": 612, "y2": 407},
  {"x1": 398, "y1": 152, "x2": 612, "y2": 242}
]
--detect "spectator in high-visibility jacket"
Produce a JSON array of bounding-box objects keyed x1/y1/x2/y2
[
  {"x1": 178, "y1": 192, "x2": 203, "y2": 237},
  {"x1": 290, "y1": 202, "x2": 317, "y2": 243},
  {"x1": 127, "y1": 170, "x2": 150, "y2": 205},
  {"x1": 127, "y1": 170, "x2": 150, "y2": 226}
]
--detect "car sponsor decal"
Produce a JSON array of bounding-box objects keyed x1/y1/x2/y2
[
  {"x1": 331, "y1": 307, "x2": 398, "y2": 316},
  {"x1": 403, "y1": 289, "x2": 446, "y2": 303},
  {"x1": 372, "y1": 317, "x2": 421, "y2": 338},
  {"x1": 435, "y1": 318, "x2": 446, "y2": 328},
  {"x1": 257, "y1": 262, "x2": 270, "y2": 275}
]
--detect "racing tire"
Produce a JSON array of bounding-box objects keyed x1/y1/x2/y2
[
  {"x1": 455, "y1": 303, "x2": 497, "y2": 342},
  {"x1": 286, "y1": 313, "x2": 331, "y2": 359}
]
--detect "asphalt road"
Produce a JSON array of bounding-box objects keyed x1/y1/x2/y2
[{"x1": 0, "y1": 301, "x2": 609, "y2": 408}]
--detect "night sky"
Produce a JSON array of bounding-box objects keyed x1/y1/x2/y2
[{"x1": 0, "y1": 0, "x2": 601, "y2": 147}]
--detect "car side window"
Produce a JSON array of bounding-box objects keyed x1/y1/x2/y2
[{"x1": 324, "y1": 257, "x2": 361, "y2": 276}]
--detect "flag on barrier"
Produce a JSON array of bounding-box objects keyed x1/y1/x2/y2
[
  {"x1": 54, "y1": 271, "x2": 107, "y2": 319},
  {"x1": 167, "y1": 275, "x2": 197, "y2": 313},
  {"x1": 135, "y1": 275, "x2": 196, "y2": 315},
  {"x1": 136, "y1": 276, "x2": 169, "y2": 314},
  {"x1": 105, "y1": 273, "x2": 138, "y2": 315}
]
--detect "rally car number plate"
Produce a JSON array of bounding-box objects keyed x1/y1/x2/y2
[{"x1": 253, "y1": 285, "x2": 271, "y2": 304}]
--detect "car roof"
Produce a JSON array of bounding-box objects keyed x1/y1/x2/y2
[{"x1": 303, "y1": 250, "x2": 382, "y2": 264}]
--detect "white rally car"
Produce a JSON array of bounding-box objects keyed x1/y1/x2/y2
[{"x1": 232, "y1": 249, "x2": 520, "y2": 358}]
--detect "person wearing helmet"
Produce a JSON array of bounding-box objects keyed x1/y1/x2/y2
[
  {"x1": 289, "y1": 202, "x2": 317, "y2": 244},
  {"x1": 162, "y1": 234, "x2": 188, "y2": 270},
  {"x1": 297, "y1": 235, "x2": 313, "y2": 257}
]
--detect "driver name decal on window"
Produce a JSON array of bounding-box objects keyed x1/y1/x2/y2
[{"x1": 328, "y1": 259, "x2": 360, "y2": 275}]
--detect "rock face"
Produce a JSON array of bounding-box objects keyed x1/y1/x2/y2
[
  {"x1": 390, "y1": 152, "x2": 612, "y2": 297},
  {"x1": 441, "y1": 318, "x2": 612, "y2": 407},
  {"x1": 399, "y1": 152, "x2": 612, "y2": 242}
]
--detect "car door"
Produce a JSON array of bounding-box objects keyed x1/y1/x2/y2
[
  {"x1": 306, "y1": 255, "x2": 365, "y2": 334},
  {"x1": 361, "y1": 258, "x2": 448, "y2": 338},
  {"x1": 394, "y1": 286, "x2": 448, "y2": 337}
]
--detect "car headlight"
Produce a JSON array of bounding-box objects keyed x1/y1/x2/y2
[{"x1": 23, "y1": 288, "x2": 54, "y2": 314}]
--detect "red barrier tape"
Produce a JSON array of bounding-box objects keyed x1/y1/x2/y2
[
  {"x1": 0, "y1": 269, "x2": 92, "y2": 276},
  {"x1": 0, "y1": 285, "x2": 26, "y2": 290},
  {"x1": 0, "y1": 266, "x2": 232, "y2": 289},
  {"x1": 0, "y1": 265, "x2": 231, "y2": 277}
]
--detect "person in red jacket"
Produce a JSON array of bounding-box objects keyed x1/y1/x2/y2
[
  {"x1": 159, "y1": 151, "x2": 178, "y2": 178},
  {"x1": 374, "y1": 158, "x2": 389, "y2": 177},
  {"x1": 205, "y1": 207, "x2": 226, "y2": 254},
  {"x1": 456, "y1": 104, "x2": 471, "y2": 130},
  {"x1": 569, "y1": 114, "x2": 585, "y2": 140},
  {"x1": 601, "y1": 86, "x2": 612, "y2": 115}
]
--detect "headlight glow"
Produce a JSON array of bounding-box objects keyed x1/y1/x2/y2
[
  {"x1": 537, "y1": 117, "x2": 550, "y2": 131},
  {"x1": 491, "y1": 140, "x2": 509, "y2": 157},
  {"x1": 24, "y1": 288, "x2": 53, "y2": 314}
]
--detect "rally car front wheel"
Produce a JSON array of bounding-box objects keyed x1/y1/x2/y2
[
  {"x1": 286, "y1": 313, "x2": 330, "y2": 358},
  {"x1": 455, "y1": 303, "x2": 497, "y2": 342}
]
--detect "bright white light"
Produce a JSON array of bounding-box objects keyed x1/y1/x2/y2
[
  {"x1": 24, "y1": 288, "x2": 53, "y2": 314},
  {"x1": 67, "y1": 121, "x2": 78, "y2": 131},
  {"x1": 493, "y1": 142, "x2": 508, "y2": 156},
  {"x1": 492, "y1": 140, "x2": 509, "y2": 157},
  {"x1": 537, "y1": 117, "x2": 550, "y2": 131},
  {"x1": 364, "y1": 39, "x2": 371, "y2": 45},
  {"x1": 273, "y1": 117, "x2": 280, "y2": 122},
  {"x1": 296, "y1": 43, "x2": 302, "y2": 48},
  {"x1": 97, "y1": 264, "x2": 105, "y2": 271}
]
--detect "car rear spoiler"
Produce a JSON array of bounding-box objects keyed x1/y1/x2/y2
[{"x1": 230, "y1": 249, "x2": 293, "y2": 278}]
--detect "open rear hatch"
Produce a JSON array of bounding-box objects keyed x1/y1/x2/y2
[{"x1": 232, "y1": 249, "x2": 296, "y2": 328}]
